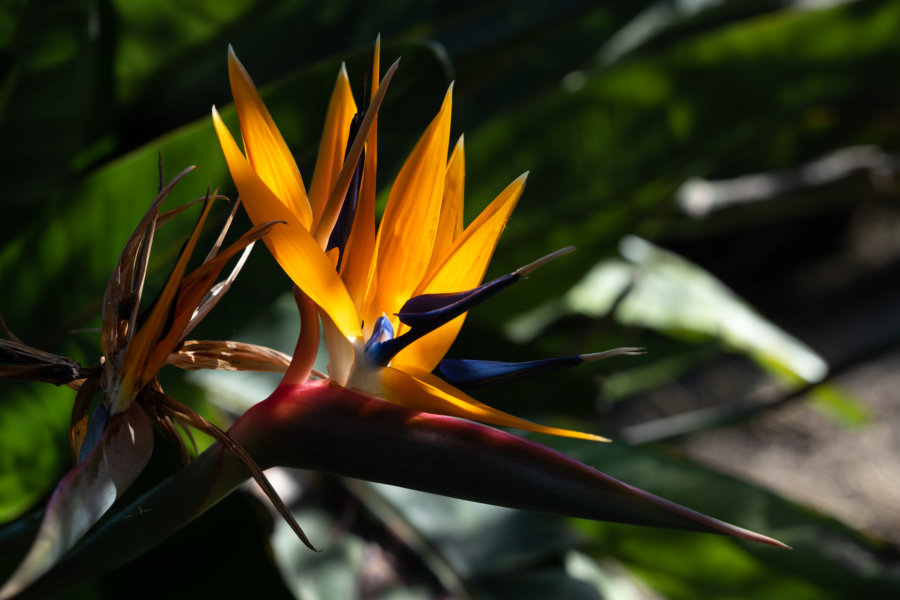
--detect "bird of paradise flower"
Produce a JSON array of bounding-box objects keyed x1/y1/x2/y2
[
  {"x1": 0, "y1": 38, "x2": 787, "y2": 600},
  {"x1": 212, "y1": 41, "x2": 642, "y2": 441},
  {"x1": 204, "y1": 39, "x2": 786, "y2": 549}
]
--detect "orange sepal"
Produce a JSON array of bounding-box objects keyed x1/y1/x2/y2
[
  {"x1": 381, "y1": 366, "x2": 608, "y2": 442},
  {"x1": 391, "y1": 173, "x2": 525, "y2": 371},
  {"x1": 227, "y1": 47, "x2": 312, "y2": 229}
]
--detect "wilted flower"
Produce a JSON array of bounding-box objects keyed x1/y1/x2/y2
[{"x1": 0, "y1": 168, "x2": 308, "y2": 599}]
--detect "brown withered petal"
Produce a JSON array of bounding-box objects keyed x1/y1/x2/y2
[
  {"x1": 101, "y1": 169, "x2": 285, "y2": 415},
  {"x1": 0, "y1": 313, "x2": 22, "y2": 343},
  {"x1": 0, "y1": 339, "x2": 77, "y2": 367},
  {"x1": 64, "y1": 378, "x2": 88, "y2": 391},
  {"x1": 143, "y1": 400, "x2": 191, "y2": 465},
  {"x1": 167, "y1": 340, "x2": 290, "y2": 372},
  {"x1": 0, "y1": 339, "x2": 87, "y2": 385},
  {"x1": 136, "y1": 204, "x2": 279, "y2": 377},
  {"x1": 0, "y1": 365, "x2": 80, "y2": 386},
  {"x1": 146, "y1": 389, "x2": 316, "y2": 550},
  {"x1": 101, "y1": 165, "x2": 196, "y2": 362},
  {"x1": 156, "y1": 193, "x2": 224, "y2": 230},
  {"x1": 201, "y1": 196, "x2": 241, "y2": 262},
  {"x1": 176, "y1": 219, "x2": 280, "y2": 338}
]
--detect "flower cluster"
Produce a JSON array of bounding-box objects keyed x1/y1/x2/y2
[
  {"x1": 0, "y1": 36, "x2": 786, "y2": 600},
  {"x1": 0, "y1": 171, "x2": 308, "y2": 599},
  {"x1": 213, "y1": 41, "x2": 641, "y2": 441}
]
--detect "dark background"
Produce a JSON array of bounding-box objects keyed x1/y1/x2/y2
[{"x1": 2, "y1": 1, "x2": 900, "y2": 598}]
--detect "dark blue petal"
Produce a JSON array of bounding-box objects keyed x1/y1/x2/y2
[
  {"x1": 439, "y1": 356, "x2": 583, "y2": 389},
  {"x1": 365, "y1": 248, "x2": 577, "y2": 367},
  {"x1": 396, "y1": 272, "x2": 519, "y2": 329},
  {"x1": 365, "y1": 315, "x2": 394, "y2": 353},
  {"x1": 365, "y1": 272, "x2": 519, "y2": 367},
  {"x1": 440, "y1": 347, "x2": 646, "y2": 389},
  {"x1": 397, "y1": 247, "x2": 575, "y2": 330},
  {"x1": 327, "y1": 113, "x2": 366, "y2": 270}
]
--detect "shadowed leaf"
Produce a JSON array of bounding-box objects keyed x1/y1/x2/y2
[{"x1": 0, "y1": 402, "x2": 153, "y2": 600}]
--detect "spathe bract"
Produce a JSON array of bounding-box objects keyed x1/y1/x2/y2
[{"x1": 10, "y1": 379, "x2": 786, "y2": 598}]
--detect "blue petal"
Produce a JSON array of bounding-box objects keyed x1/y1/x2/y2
[
  {"x1": 368, "y1": 249, "x2": 577, "y2": 367},
  {"x1": 327, "y1": 113, "x2": 365, "y2": 270},
  {"x1": 396, "y1": 272, "x2": 519, "y2": 329},
  {"x1": 365, "y1": 315, "x2": 394, "y2": 352},
  {"x1": 366, "y1": 272, "x2": 519, "y2": 367},
  {"x1": 439, "y1": 356, "x2": 583, "y2": 389}
]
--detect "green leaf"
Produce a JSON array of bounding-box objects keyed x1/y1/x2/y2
[
  {"x1": 509, "y1": 236, "x2": 827, "y2": 384},
  {"x1": 809, "y1": 384, "x2": 869, "y2": 427},
  {"x1": 0, "y1": 384, "x2": 69, "y2": 524},
  {"x1": 550, "y1": 437, "x2": 900, "y2": 599}
]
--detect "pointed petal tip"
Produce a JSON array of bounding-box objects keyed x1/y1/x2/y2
[
  {"x1": 517, "y1": 246, "x2": 576, "y2": 278},
  {"x1": 227, "y1": 46, "x2": 253, "y2": 84},
  {"x1": 211, "y1": 103, "x2": 226, "y2": 128},
  {"x1": 733, "y1": 527, "x2": 792, "y2": 549},
  {"x1": 580, "y1": 347, "x2": 646, "y2": 362}
]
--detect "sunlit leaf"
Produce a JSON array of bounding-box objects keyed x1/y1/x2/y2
[{"x1": 509, "y1": 236, "x2": 827, "y2": 384}]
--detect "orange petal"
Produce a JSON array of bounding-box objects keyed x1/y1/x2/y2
[
  {"x1": 227, "y1": 47, "x2": 313, "y2": 229},
  {"x1": 367, "y1": 85, "x2": 454, "y2": 328},
  {"x1": 313, "y1": 58, "x2": 398, "y2": 249},
  {"x1": 390, "y1": 173, "x2": 525, "y2": 371},
  {"x1": 214, "y1": 106, "x2": 362, "y2": 341},
  {"x1": 214, "y1": 106, "x2": 306, "y2": 232},
  {"x1": 430, "y1": 134, "x2": 465, "y2": 267},
  {"x1": 274, "y1": 222, "x2": 364, "y2": 343},
  {"x1": 114, "y1": 198, "x2": 216, "y2": 413},
  {"x1": 308, "y1": 65, "x2": 358, "y2": 227},
  {"x1": 380, "y1": 366, "x2": 607, "y2": 442}
]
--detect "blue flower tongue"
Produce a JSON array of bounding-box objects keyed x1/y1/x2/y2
[
  {"x1": 327, "y1": 112, "x2": 365, "y2": 270},
  {"x1": 440, "y1": 356, "x2": 582, "y2": 389},
  {"x1": 366, "y1": 247, "x2": 575, "y2": 367},
  {"x1": 365, "y1": 315, "x2": 395, "y2": 352},
  {"x1": 397, "y1": 246, "x2": 576, "y2": 329},
  {"x1": 395, "y1": 272, "x2": 517, "y2": 329},
  {"x1": 440, "y1": 348, "x2": 645, "y2": 390}
]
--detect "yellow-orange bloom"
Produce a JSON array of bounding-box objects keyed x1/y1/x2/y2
[{"x1": 213, "y1": 42, "x2": 609, "y2": 441}]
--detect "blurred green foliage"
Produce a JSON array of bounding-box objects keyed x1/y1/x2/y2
[{"x1": 2, "y1": 0, "x2": 900, "y2": 598}]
